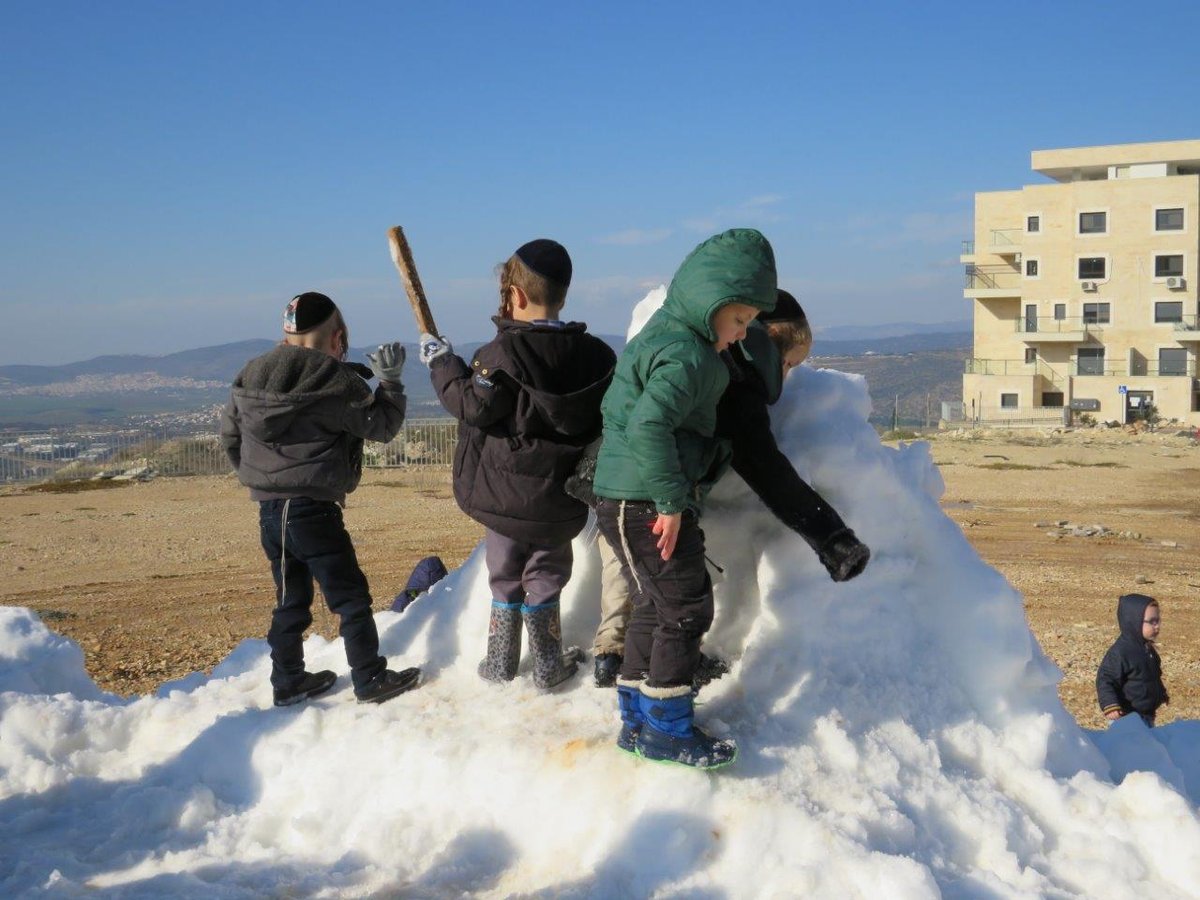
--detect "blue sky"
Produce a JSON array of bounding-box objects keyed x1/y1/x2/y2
[{"x1": 3, "y1": 1, "x2": 1198, "y2": 364}]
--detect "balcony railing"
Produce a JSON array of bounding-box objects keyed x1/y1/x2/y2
[
  {"x1": 964, "y1": 358, "x2": 1030, "y2": 376},
  {"x1": 961, "y1": 239, "x2": 975, "y2": 255},
  {"x1": 964, "y1": 358, "x2": 1069, "y2": 387},
  {"x1": 1075, "y1": 361, "x2": 1197, "y2": 377},
  {"x1": 990, "y1": 228, "x2": 1022, "y2": 248},
  {"x1": 1173, "y1": 315, "x2": 1200, "y2": 332},
  {"x1": 965, "y1": 264, "x2": 1021, "y2": 290},
  {"x1": 1016, "y1": 316, "x2": 1094, "y2": 334}
]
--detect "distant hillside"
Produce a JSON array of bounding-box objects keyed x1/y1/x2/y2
[
  {"x1": 813, "y1": 347, "x2": 970, "y2": 427},
  {"x1": 814, "y1": 331, "x2": 970, "y2": 357},
  {"x1": 0, "y1": 330, "x2": 968, "y2": 429},
  {"x1": 0, "y1": 335, "x2": 624, "y2": 428}
]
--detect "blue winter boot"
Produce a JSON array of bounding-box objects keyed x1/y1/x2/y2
[
  {"x1": 615, "y1": 679, "x2": 644, "y2": 754},
  {"x1": 634, "y1": 687, "x2": 737, "y2": 770}
]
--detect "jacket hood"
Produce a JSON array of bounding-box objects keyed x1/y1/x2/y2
[
  {"x1": 661, "y1": 228, "x2": 778, "y2": 342},
  {"x1": 1117, "y1": 593, "x2": 1154, "y2": 641},
  {"x1": 523, "y1": 373, "x2": 613, "y2": 436},
  {"x1": 232, "y1": 344, "x2": 367, "y2": 442}
]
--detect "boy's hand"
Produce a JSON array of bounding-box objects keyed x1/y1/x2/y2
[
  {"x1": 419, "y1": 333, "x2": 452, "y2": 367},
  {"x1": 365, "y1": 342, "x2": 406, "y2": 384},
  {"x1": 651, "y1": 512, "x2": 682, "y2": 561},
  {"x1": 1105, "y1": 709, "x2": 1123, "y2": 721}
]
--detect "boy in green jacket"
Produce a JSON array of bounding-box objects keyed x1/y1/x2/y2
[{"x1": 592, "y1": 227, "x2": 777, "y2": 769}]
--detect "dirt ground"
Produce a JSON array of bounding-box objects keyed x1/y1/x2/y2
[{"x1": 2, "y1": 428, "x2": 1197, "y2": 730}]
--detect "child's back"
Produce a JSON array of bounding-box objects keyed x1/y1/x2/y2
[
  {"x1": 425, "y1": 239, "x2": 615, "y2": 691},
  {"x1": 444, "y1": 317, "x2": 615, "y2": 543}
]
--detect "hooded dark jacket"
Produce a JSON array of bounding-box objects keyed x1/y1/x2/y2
[
  {"x1": 716, "y1": 322, "x2": 849, "y2": 551},
  {"x1": 593, "y1": 228, "x2": 777, "y2": 514},
  {"x1": 430, "y1": 318, "x2": 616, "y2": 545},
  {"x1": 1096, "y1": 593, "x2": 1169, "y2": 721},
  {"x1": 220, "y1": 343, "x2": 406, "y2": 503}
]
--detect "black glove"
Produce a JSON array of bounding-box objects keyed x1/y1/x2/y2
[
  {"x1": 563, "y1": 437, "x2": 602, "y2": 508},
  {"x1": 817, "y1": 528, "x2": 870, "y2": 582}
]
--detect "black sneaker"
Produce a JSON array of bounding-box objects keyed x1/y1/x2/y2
[
  {"x1": 355, "y1": 667, "x2": 421, "y2": 704},
  {"x1": 273, "y1": 670, "x2": 337, "y2": 707},
  {"x1": 594, "y1": 652, "x2": 622, "y2": 688}
]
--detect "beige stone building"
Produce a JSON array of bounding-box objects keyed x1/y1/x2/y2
[{"x1": 961, "y1": 140, "x2": 1200, "y2": 426}]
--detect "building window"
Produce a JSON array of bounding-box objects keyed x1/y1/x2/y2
[
  {"x1": 1160, "y1": 347, "x2": 1189, "y2": 376},
  {"x1": 1083, "y1": 302, "x2": 1110, "y2": 324},
  {"x1": 1079, "y1": 257, "x2": 1106, "y2": 279},
  {"x1": 1042, "y1": 392, "x2": 1064, "y2": 407},
  {"x1": 1156, "y1": 208, "x2": 1184, "y2": 231},
  {"x1": 1155, "y1": 255, "x2": 1184, "y2": 278},
  {"x1": 1025, "y1": 259, "x2": 1039, "y2": 277},
  {"x1": 1000, "y1": 393, "x2": 1018, "y2": 408},
  {"x1": 1054, "y1": 303, "x2": 1066, "y2": 320},
  {"x1": 1077, "y1": 347, "x2": 1105, "y2": 375},
  {"x1": 1025, "y1": 347, "x2": 1037, "y2": 364},
  {"x1": 1025, "y1": 304, "x2": 1038, "y2": 332},
  {"x1": 1079, "y1": 211, "x2": 1107, "y2": 234},
  {"x1": 1027, "y1": 215, "x2": 1040, "y2": 233},
  {"x1": 1155, "y1": 301, "x2": 1183, "y2": 323}
]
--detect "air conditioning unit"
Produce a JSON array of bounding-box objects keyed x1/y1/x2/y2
[
  {"x1": 1080, "y1": 281, "x2": 1098, "y2": 292},
  {"x1": 1166, "y1": 276, "x2": 1186, "y2": 290}
]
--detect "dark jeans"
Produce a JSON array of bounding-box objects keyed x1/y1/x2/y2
[
  {"x1": 259, "y1": 498, "x2": 386, "y2": 692},
  {"x1": 594, "y1": 499, "x2": 713, "y2": 688}
]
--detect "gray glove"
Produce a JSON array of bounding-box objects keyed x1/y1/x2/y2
[
  {"x1": 365, "y1": 342, "x2": 406, "y2": 384},
  {"x1": 419, "y1": 333, "x2": 452, "y2": 367}
]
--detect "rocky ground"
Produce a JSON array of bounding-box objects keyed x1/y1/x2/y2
[{"x1": 2, "y1": 427, "x2": 1198, "y2": 730}]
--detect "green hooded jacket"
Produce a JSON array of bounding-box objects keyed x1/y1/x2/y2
[{"x1": 593, "y1": 228, "x2": 777, "y2": 514}]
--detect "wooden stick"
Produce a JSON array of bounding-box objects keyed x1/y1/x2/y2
[{"x1": 387, "y1": 226, "x2": 439, "y2": 338}]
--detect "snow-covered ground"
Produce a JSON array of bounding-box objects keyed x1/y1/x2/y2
[{"x1": 2, "y1": 291, "x2": 1199, "y2": 898}]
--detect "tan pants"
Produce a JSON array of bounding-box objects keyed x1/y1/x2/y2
[{"x1": 592, "y1": 534, "x2": 632, "y2": 655}]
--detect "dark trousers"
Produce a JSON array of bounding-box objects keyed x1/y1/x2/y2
[
  {"x1": 594, "y1": 499, "x2": 713, "y2": 688},
  {"x1": 484, "y1": 528, "x2": 573, "y2": 607},
  {"x1": 258, "y1": 498, "x2": 385, "y2": 692}
]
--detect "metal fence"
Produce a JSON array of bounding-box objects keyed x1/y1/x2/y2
[{"x1": 0, "y1": 418, "x2": 458, "y2": 485}]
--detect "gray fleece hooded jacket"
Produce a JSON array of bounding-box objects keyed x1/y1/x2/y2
[{"x1": 220, "y1": 343, "x2": 406, "y2": 503}]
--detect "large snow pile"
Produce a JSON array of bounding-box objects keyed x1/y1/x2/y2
[{"x1": 2, "y1": 292, "x2": 1199, "y2": 898}]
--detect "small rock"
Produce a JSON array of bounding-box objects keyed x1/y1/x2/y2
[
  {"x1": 1034, "y1": 522, "x2": 1051, "y2": 529},
  {"x1": 1135, "y1": 574, "x2": 1152, "y2": 584},
  {"x1": 1161, "y1": 540, "x2": 1179, "y2": 548}
]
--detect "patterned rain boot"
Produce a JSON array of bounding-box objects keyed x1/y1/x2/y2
[
  {"x1": 478, "y1": 601, "x2": 523, "y2": 683},
  {"x1": 634, "y1": 686, "x2": 737, "y2": 770},
  {"x1": 522, "y1": 601, "x2": 584, "y2": 692}
]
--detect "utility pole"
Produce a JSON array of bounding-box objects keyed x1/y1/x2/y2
[{"x1": 892, "y1": 395, "x2": 899, "y2": 432}]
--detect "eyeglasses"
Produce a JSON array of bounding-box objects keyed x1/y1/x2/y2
[{"x1": 1144, "y1": 618, "x2": 1161, "y2": 625}]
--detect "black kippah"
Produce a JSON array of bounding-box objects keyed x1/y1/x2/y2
[
  {"x1": 760, "y1": 289, "x2": 804, "y2": 324},
  {"x1": 515, "y1": 239, "x2": 572, "y2": 288},
  {"x1": 283, "y1": 292, "x2": 337, "y2": 334}
]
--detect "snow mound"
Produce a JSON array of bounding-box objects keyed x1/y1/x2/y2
[{"x1": 3, "y1": 297, "x2": 1199, "y2": 896}]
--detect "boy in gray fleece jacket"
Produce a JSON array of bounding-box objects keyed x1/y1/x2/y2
[{"x1": 221, "y1": 291, "x2": 421, "y2": 706}]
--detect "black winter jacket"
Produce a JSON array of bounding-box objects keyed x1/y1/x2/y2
[
  {"x1": 1096, "y1": 593, "x2": 1169, "y2": 721},
  {"x1": 430, "y1": 318, "x2": 616, "y2": 544},
  {"x1": 714, "y1": 324, "x2": 848, "y2": 552},
  {"x1": 220, "y1": 344, "x2": 407, "y2": 503}
]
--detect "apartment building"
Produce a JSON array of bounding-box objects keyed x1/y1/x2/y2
[{"x1": 962, "y1": 140, "x2": 1200, "y2": 425}]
